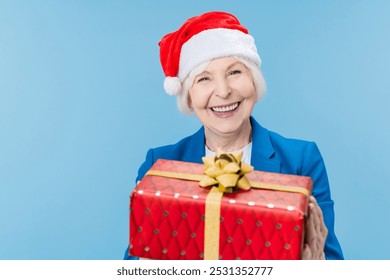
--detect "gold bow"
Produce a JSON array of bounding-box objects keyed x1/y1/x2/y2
[{"x1": 199, "y1": 148, "x2": 254, "y2": 193}]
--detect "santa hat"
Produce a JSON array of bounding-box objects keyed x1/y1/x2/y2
[{"x1": 158, "y1": 11, "x2": 262, "y2": 96}]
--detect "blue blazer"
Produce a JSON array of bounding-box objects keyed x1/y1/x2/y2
[{"x1": 125, "y1": 116, "x2": 344, "y2": 260}]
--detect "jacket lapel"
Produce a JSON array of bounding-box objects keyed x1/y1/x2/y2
[
  {"x1": 250, "y1": 117, "x2": 281, "y2": 173},
  {"x1": 183, "y1": 126, "x2": 205, "y2": 164}
]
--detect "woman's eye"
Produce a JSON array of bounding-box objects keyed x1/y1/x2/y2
[
  {"x1": 197, "y1": 77, "x2": 209, "y2": 83},
  {"x1": 229, "y1": 70, "x2": 241, "y2": 75}
]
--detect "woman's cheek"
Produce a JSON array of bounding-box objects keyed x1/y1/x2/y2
[
  {"x1": 232, "y1": 78, "x2": 255, "y2": 97},
  {"x1": 192, "y1": 98, "x2": 209, "y2": 110},
  {"x1": 190, "y1": 88, "x2": 212, "y2": 109}
]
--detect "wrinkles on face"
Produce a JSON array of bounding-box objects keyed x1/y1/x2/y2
[{"x1": 188, "y1": 57, "x2": 257, "y2": 151}]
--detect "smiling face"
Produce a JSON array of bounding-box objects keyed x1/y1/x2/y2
[{"x1": 188, "y1": 57, "x2": 257, "y2": 136}]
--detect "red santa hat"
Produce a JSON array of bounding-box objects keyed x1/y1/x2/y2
[{"x1": 158, "y1": 11, "x2": 262, "y2": 95}]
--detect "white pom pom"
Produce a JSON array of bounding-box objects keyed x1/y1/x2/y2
[{"x1": 163, "y1": 77, "x2": 181, "y2": 96}]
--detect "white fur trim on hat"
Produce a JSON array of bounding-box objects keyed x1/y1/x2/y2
[
  {"x1": 164, "y1": 76, "x2": 182, "y2": 96},
  {"x1": 178, "y1": 28, "x2": 261, "y2": 81}
]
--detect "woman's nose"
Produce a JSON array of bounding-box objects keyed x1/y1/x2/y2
[{"x1": 214, "y1": 78, "x2": 231, "y2": 99}]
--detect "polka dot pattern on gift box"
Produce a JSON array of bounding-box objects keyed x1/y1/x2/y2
[{"x1": 129, "y1": 159, "x2": 310, "y2": 260}]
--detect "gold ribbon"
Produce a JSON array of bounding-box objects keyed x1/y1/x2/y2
[
  {"x1": 204, "y1": 187, "x2": 223, "y2": 260},
  {"x1": 200, "y1": 149, "x2": 252, "y2": 260},
  {"x1": 146, "y1": 170, "x2": 310, "y2": 197},
  {"x1": 145, "y1": 149, "x2": 310, "y2": 260}
]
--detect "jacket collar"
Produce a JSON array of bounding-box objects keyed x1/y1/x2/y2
[
  {"x1": 250, "y1": 116, "x2": 281, "y2": 173},
  {"x1": 192, "y1": 116, "x2": 281, "y2": 172},
  {"x1": 185, "y1": 126, "x2": 205, "y2": 164}
]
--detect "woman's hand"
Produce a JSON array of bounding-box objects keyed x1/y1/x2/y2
[{"x1": 301, "y1": 196, "x2": 328, "y2": 260}]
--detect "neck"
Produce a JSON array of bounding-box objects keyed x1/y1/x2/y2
[{"x1": 205, "y1": 119, "x2": 252, "y2": 152}]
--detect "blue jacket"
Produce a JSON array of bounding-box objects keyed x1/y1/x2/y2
[{"x1": 125, "y1": 116, "x2": 344, "y2": 260}]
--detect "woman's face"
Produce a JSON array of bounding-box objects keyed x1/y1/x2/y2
[{"x1": 188, "y1": 57, "x2": 257, "y2": 135}]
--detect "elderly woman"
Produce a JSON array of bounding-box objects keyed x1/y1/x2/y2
[{"x1": 125, "y1": 11, "x2": 343, "y2": 260}]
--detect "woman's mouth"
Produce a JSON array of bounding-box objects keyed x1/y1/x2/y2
[{"x1": 211, "y1": 102, "x2": 240, "y2": 113}]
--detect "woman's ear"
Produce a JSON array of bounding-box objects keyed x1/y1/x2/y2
[{"x1": 187, "y1": 94, "x2": 192, "y2": 109}]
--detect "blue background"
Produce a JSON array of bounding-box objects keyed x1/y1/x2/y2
[{"x1": 1, "y1": 0, "x2": 389, "y2": 260}]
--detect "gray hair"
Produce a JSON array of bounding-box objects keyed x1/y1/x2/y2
[{"x1": 177, "y1": 56, "x2": 266, "y2": 115}]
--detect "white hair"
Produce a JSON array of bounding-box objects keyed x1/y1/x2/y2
[{"x1": 177, "y1": 56, "x2": 266, "y2": 115}]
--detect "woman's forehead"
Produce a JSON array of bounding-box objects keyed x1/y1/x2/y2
[{"x1": 203, "y1": 57, "x2": 245, "y2": 71}]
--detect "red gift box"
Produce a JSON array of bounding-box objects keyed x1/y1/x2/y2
[{"x1": 129, "y1": 159, "x2": 312, "y2": 260}]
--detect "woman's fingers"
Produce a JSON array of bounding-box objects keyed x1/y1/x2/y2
[
  {"x1": 302, "y1": 196, "x2": 328, "y2": 259},
  {"x1": 301, "y1": 244, "x2": 312, "y2": 260}
]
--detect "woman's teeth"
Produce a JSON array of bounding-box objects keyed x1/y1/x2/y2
[{"x1": 211, "y1": 102, "x2": 239, "y2": 112}]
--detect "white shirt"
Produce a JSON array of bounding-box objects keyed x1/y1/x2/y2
[{"x1": 205, "y1": 142, "x2": 252, "y2": 165}]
